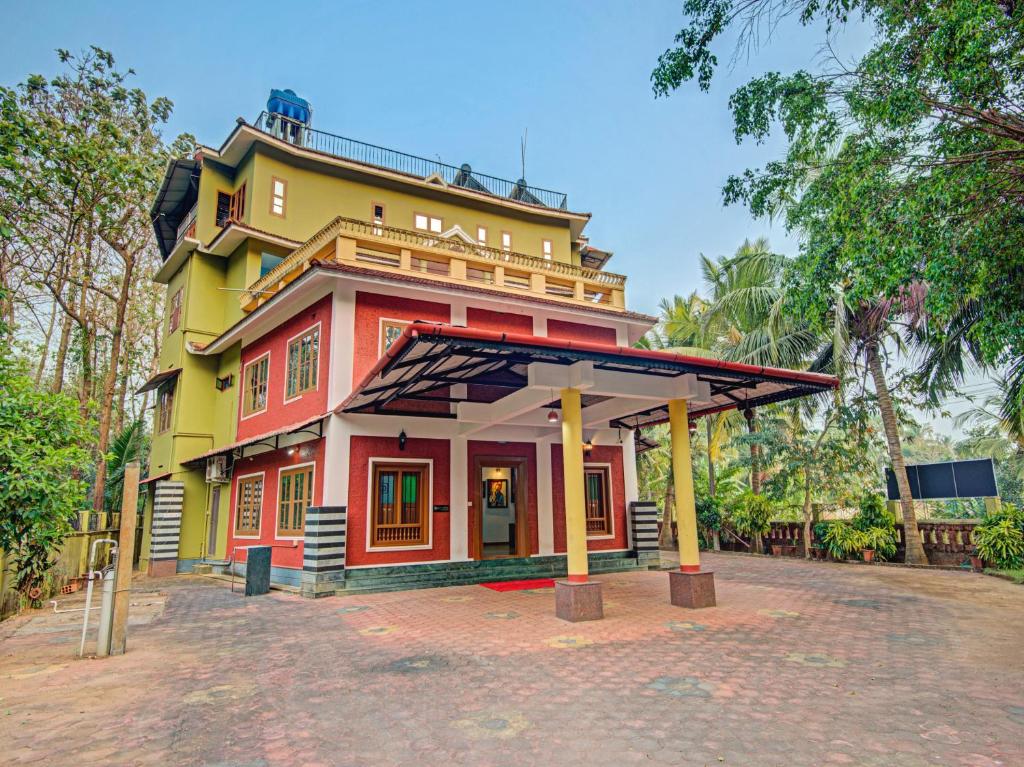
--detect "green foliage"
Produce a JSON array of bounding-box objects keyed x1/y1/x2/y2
[
  {"x1": 852, "y1": 492, "x2": 895, "y2": 532},
  {"x1": 729, "y1": 491, "x2": 774, "y2": 537},
  {"x1": 104, "y1": 419, "x2": 147, "y2": 513},
  {"x1": 695, "y1": 495, "x2": 722, "y2": 532},
  {"x1": 0, "y1": 341, "x2": 92, "y2": 599},
  {"x1": 861, "y1": 526, "x2": 898, "y2": 561},
  {"x1": 974, "y1": 518, "x2": 1024, "y2": 570},
  {"x1": 821, "y1": 522, "x2": 866, "y2": 560},
  {"x1": 653, "y1": 0, "x2": 1024, "y2": 439}
]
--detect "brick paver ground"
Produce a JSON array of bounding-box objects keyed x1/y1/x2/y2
[{"x1": 2, "y1": 553, "x2": 1022, "y2": 766}]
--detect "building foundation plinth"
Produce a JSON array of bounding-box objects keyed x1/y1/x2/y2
[
  {"x1": 554, "y1": 580, "x2": 604, "y2": 622},
  {"x1": 668, "y1": 570, "x2": 716, "y2": 609},
  {"x1": 147, "y1": 559, "x2": 177, "y2": 578}
]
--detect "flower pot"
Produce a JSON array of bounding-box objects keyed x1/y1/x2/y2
[
  {"x1": 771, "y1": 544, "x2": 782, "y2": 556},
  {"x1": 862, "y1": 548, "x2": 875, "y2": 563},
  {"x1": 969, "y1": 554, "x2": 984, "y2": 573}
]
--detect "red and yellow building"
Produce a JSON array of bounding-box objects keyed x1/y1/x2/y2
[{"x1": 142, "y1": 91, "x2": 834, "y2": 619}]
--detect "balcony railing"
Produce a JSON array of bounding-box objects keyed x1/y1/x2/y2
[
  {"x1": 251, "y1": 112, "x2": 569, "y2": 211},
  {"x1": 241, "y1": 216, "x2": 626, "y2": 313},
  {"x1": 174, "y1": 203, "x2": 198, "y2": 249}
]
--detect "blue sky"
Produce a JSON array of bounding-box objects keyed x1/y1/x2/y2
[{"x1": 1, "y1": 0, "x2": 871, "y2": 316}]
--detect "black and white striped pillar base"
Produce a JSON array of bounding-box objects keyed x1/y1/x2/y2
[
  {"x1": 149, "y1": 480, "x2": 185, "y2": 576},
  {"x1": 629, "y1": 501, "x2": 661, "y2": 568},
  {"x1": 301, "y1": 505, "x2": 346, "y2": 598}
]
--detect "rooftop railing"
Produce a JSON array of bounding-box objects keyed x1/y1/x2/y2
[{"x1": 251, "y1": 112, "x2": 569, "y2": 211}]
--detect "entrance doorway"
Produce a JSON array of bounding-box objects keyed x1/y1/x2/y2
[
  {"x1": 206, "y1": 486, "x2": 221, "y2": 559},
  {"x1": 473, "y1": 457, "x2": 527, "y2": 559}
]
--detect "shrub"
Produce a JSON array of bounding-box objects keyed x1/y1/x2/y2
[
  {"x1": 861, "y1": 525, "x2": 898, "y2": 561},
  {"x1": 852, "y1": 492, "x2": 895, "y2": 532},
  {"x1": 821, "y1": 522, "x2": 866, "y2": 560},
  {"x1": 974, "y1": 518, "x2": 1024, "y2": 569},
  {"x1": 695, "y1": 495, "x2": 722, "y2": 532},
  {"x1": 729, "y1": 492, "x2": 773, "y2": 540}
]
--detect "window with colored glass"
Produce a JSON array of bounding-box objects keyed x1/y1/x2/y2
[
  {"x1": 370, "y1": 463, "x2": 428, "y2": 546},
  {"x1": 584, "y1": 467, "x2": 612, "y2": 536}
]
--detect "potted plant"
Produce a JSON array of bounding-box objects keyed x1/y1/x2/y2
[
  {"x1": 968, "y1": 547, "x2": 984, "y2": 573},
  {"x1": 771, "y1": 541, "x2": 783, "y2": 556},
  {"x1": 860, "y1": 526, "x2": 897, "y2": 563}
]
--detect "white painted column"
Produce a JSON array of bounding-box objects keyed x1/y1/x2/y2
[
  {"x1": 621, "y1": 430, "x2": 639, "y2": 548},
  {"x1": 322, "y1": 416, "x2": 351, "y2": 507},
  {"x1": 449, "y1": 435, "x2": 470, "y2": 561},
  {"x1": 537, "y1": 434, "x2": 556, "y2": 555},
  {"x1": 329, "y1": 284, "x2": 355, "y2": 410},
  {"x1": 323, "y1": 284, "x2": 355, "y2": 508}
]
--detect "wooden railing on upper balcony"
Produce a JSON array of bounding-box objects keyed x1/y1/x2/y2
[{"x1": 239, "y1": 216, "x2": 627, "y2": 313}]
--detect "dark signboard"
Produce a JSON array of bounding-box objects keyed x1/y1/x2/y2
[{"x1": 885, "y1": 459, "x2": 998, "y2": 501}]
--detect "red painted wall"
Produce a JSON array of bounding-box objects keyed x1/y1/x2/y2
[
  {"x1": 466, "y1": 307, "x2": 534, "y2": 335},
  {"x1": 226, "y1": 438, "x2": 325, "y2": 569},
  {"x1": 467, "y1": 441, "x2": 539, "y2": 556},
  {"x1": 352, "y1": 291, "x2": 451, "y2": 384},
  {"x1": 547, "y1": 318, "x2": 617, "y2": 346},
  {"x1": 551, "y1": 444, "x2": 628, "y2": 553},
  {"x1": 346, "y1": 435, "x2": 451, "y2": 566},
  {"x1": 237, "y1": 295, "x2": 332, "y2": 440}
]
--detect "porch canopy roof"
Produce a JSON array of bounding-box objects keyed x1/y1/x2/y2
[{"x1": 339, "y1": 323, "x2": 837, "y2": 430}]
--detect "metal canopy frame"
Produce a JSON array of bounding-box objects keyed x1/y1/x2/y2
[{"x1": 340, "y1": 323, "x2": 838, "y2": 427}]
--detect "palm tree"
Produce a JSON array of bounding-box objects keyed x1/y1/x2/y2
[
  {"x1": 699, "y1": 239, "x2": 823, "y2": 505},
  {"x1": 812, "y1": 286, "x2": 930, "y2": 564}
]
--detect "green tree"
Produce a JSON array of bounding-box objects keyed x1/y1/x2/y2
[
  {"x1": 2, "y1": 48, "x2": 194, "y2": 510},
  {"x1": 0, "y1": 315, "x2": 92, "y2": 600},
  {"x1": 652, "y1": 0, "x2": 1023, "y2": 559}
]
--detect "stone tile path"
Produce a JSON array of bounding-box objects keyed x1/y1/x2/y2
[{"x1": 1, "y1": 553, "x2": 1022, "y2": 766}]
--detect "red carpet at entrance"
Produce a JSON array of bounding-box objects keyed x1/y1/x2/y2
[{"x1": 480, "y1": 578, "x2": 556, "y2": 592}]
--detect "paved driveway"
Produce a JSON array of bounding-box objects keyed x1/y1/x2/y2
[{"x1": 2, "y1": 553, "x2": 1022, "y2": 766}]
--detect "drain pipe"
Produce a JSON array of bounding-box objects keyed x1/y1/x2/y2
[{"x1": 78, "y1": 538, "x2": 118, "y2": 658}]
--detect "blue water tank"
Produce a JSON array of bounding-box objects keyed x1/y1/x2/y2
[{"x1": 267, "y1": 89, "x2": 311, "y2": 125}]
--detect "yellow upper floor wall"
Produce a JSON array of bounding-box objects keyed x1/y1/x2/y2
[{"x1": 194, "y1": 144, "x2": 578, "y2": 268}]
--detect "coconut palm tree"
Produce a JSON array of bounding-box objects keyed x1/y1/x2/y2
[
  {"x1": 808, "y1": 285, "x2": 930, "y2": 564},
  {"x1": 699, "y1": 239, "x2": 823, "y2": 502}
]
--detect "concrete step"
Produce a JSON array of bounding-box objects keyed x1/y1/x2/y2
[{"x1": 337, "y1": 552, "x2": 647, "y2": 595}]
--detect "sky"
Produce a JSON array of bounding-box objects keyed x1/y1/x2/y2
[{"x1": 0, "y1": 0, "x2": 991, "y2": 434}]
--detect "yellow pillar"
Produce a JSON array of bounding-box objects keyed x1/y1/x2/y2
[
  {"x1": 560, "y1": 387, "x2": 589, "y2": 582},
  {"x1": 668, "y1": 398, "x2": 700, "y2": 572}
]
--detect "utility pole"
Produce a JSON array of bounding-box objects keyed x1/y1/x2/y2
[{"x1": 109, "y1": 461, "x2": 139, "y2": 655}]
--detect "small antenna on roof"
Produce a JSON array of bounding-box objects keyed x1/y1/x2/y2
[{"x1": 520, "y1": 128, "x2": 528, "y2": 180}]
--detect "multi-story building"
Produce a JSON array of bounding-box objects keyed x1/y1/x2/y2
[{"x1": 141, "y1": 90, "x2": 834, "y2": 619}]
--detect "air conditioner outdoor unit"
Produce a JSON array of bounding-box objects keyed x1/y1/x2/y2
[{"x1": 206, "y1": 455, "x2": 230, "y2": 484}]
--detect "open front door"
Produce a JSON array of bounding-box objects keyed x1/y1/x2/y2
[{"x1": 472, "y1": 456, "x2": 528, "y2": 560}]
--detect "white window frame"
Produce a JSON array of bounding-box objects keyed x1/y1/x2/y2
[
  {"x1": 378, "y1": 317, "x2": 410, "y2": 357},
  {"x1": 501, "y1": 231, "x2": 512, "y2": 252},
  {"x1": 542, "y1": 239, "x2": 553, "y2": 260},
  {"x1": 233, "y1": 470, "x2": 266, "y2": 540},
  {"x1": 275, "y1": 461, "x2": 316, "y2": 541},
  {"x1": 240, "y1": 351, "x2": 271, "y2": 420},
  {"x1": 283, "y1": 321, "x2": 322, "y2": 404},
  {"x1": 584, "y1": 461, "x2": 616, "y2": 540},
  {"x1": 477, "y1": 226, "x2": 488, "y2": 246},
  {"x1": 414, "y1": 213, "x2": 443, "y2": 233},
  {"x1": 270, "y1": 177, "x2": 286, "y2": 218},
  {"x1": 365, "y1": 457, "x2": 434, "y2": 552}
]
